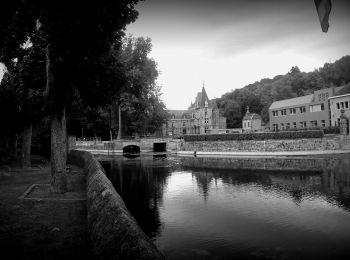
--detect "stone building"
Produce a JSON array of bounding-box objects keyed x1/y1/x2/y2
[
  {"x1": 242, "y1": 107, "x2": 262, "y2": 132},
  {"x1": 166, "y1": 85, "x2": 226, "y2": 137},
  {"x1": 269, "y1": 84, "x2": 350, "y2": 131},
  {"x1": 328, "y1": 85, "x2": 350, "y2": 128}
]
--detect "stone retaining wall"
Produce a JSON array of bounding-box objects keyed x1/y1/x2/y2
[
  {"x1": 180, "y1": 156, "x2": 333, "y2": 172},
  {"x1": 181, "y1": 135, "x2": 349, "y2": 152},
  {"x1": 69, "y1": 150, "x2": 165, "y2": 259}
]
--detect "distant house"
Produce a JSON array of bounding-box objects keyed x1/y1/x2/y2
[
  {"x1": 242, "y1": 107, "x2": 262, "y2": 132},
  {"x1": 328, "y1": 84, "x2": 350, "y2": 131},
  {"x1": 166, "y1": 85, "x2": 226, "y2": 137},
  {"x1": 269, "y1": 84, "x2": 350, "y2": 131}
]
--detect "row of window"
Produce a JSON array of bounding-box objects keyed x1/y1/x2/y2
[
  {"x1": 272, "y1": 104, "x2": 324, "y2": 117},
  {"x1": 335, "y1": 101, "x2": 350, "y2": 110},
  {"x1": 243, "y1": 121, "x2": 251, "y2": 128},
  {"x1": 272, "y1": 120, "x2": 326, "y2": 130}
]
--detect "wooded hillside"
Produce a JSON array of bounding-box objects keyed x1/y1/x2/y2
[{"x1": 216, "y1": 55, "x2": 350, "y2": 128}]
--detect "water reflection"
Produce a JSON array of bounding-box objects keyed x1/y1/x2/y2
[
  {"x1": 102, "y1": 156, "x2": 171, "y2": 238},
  {"x1": 101, "y1": 156, "x2": 350, "y2": 260}
]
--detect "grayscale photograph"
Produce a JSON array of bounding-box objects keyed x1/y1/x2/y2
[{"x1": 0, "y1": 0, "x2": 349, "y2": 259}]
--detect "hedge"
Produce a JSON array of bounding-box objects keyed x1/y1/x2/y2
[
  {"x1": 279, "y1": 126, "x2": 340, "y2": 134},
  {"x1": 183, "y1": 130, "x2": 324, "y2": 142}
]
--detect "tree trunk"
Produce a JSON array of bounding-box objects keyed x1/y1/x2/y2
[
  {"x1": 46, "y1": 44, "x2": 67, "y2": 193},
  {"x1": 9, "y1": 134, "x2": 18, "y2": 159},
  {"x1": 51, "y1": 109, "x2": 67, "y2": 193},
  {"x1": 21, "y1": 123, "x2": 32, "y2": 168},
  {"x1": 117, "y1": 104, "x2": 122, "y2": 140}
]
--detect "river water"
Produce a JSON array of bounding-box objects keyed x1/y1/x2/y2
[{"x1": 100, "y1": 155, "x2": 350, "y2": 260}]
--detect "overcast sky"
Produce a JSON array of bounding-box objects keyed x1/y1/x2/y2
[
  {"x1": 126, "y1": 0, "x2": 350, "y2": 109},
  {"x1": 1, "y1": 1, "x2": 349, "y2": 110}
]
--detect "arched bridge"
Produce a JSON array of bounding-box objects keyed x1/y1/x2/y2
[{"x1": 74, "y1": 137, "x2": 179, "y2": 153}]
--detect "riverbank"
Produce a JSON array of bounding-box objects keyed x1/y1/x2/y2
[
  {"x1": 176, "y1": 149, "x2": 350, "y2": 157},
  {"x1": 0, "y1": 156, "x2": 93, "y2": 259},
  {"x1": 76, "y1": 147, "x2": 350, "y2": 158},
  {"x1": 74, "y1": 134, "x2": 350, "y2": 158}
]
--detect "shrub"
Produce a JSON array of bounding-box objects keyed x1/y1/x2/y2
[
  {"x1": 323, "y1": 126, "x2": 340, "y2": 134},
  {"x1": 183, "y1": 130, "x2": 324, "y2": 142}
]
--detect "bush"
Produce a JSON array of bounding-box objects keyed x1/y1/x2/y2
[
  {"x1": 183, "y1": 130, "x2": 324, "y2": 142},
  {"x1": 323, "y1": 126, "x2": 340, "y2": 134}
]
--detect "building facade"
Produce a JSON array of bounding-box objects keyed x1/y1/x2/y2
[
  {"x1": 269, "y1": 85, "x2": 350, "y2": 131},
  {"x1": 329, "y1": 92, "x2": 350, "y2": 133},
  {"x1": 242, "y1": 107, "x2": 262, "y2": 132},
  {"x1": 166, "y1": 86, "x2": 226, "y2": 137}
]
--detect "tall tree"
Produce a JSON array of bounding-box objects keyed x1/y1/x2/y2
[{"x1": 0, "y1": 0, "x2": 139, "y2": 192}]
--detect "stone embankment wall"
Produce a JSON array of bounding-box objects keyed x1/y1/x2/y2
[
  {"x1": 181, "y1": 135, "x2": 350, "y2": 152},
  {"x1": 69, "y1": 150, "x2": 165, "y2": 260},
  {"x1": 180, "y1": 156, "x2": 334, "y2": 172}
]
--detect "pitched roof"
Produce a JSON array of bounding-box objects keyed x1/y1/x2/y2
[
  {"x1": 195, "y1": 86, "x2": 210, "y2": 108},
  {"x1": 169, "y1": 110, "x2": 191, "y2": 119},
  {"x1": 243, "y1": 113, "x2": 261, "y2": 120},
  {"x1": 269, "y1": 84, "x2": 350, "y2": 110},
  {"x1": 269, "y1": 95, "x2": 314, "y2": 110}
]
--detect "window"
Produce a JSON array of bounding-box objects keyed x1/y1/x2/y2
[
  {"x1": 247, "y1": 121, "x2": 251, "y2": 127},
  {"x1": 346, "y1": 101, "x2": 349, "y2": 109},
  {"x1": 341, "y1": 102, "x2": 345, "y2": 109},
  {"x1": 281, "y1": 123, "x2": 285, "y2": 130},
  {"x1": 300, "y1": 121, "x2": 307, "y2": 128},
  {"x1": 310, "y1": 104, "x2": 324, "y2": 112},
  {"x1": 183, "y1": 122, "x2": 186, "y2": 126},
  {"x1": 272, "y1": 111, "x2": 278, "y2": 117},
  {"x1": 293, "y1": 122, "x2": 297, "y2": 128},
  {"x1": 318, "y1": 92, "x2": 329, "y2": 102},
  {"x1": 300, "y1": 106, "x2": 306, "y2": 113},
  {"x1": 321, "y1": 120, "x2": 326, "y2": 127},
  {"x1": 310, "y1": 120, "x2": 318, "y2": 127},
  {"x1": 286, "y1": 123, "x2": 290, "y2": 129},
  {"x1": 272, "y1": 124, "x2": 278, "y2": 131},
  {"x1": 289, "y1": 108, "x2": 296, "y2": 114},
  {"x1": 336, "y1": 102, "x2": 340, "y2": 110},
  {"x1": 281, "y1": 109, "x2": 287, "y2": 116}
]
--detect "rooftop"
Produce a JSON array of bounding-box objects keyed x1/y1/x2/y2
[
  {"x1": 269, "y1": 84, "x2": 350, "y2": 110},
  {"x1": 169, "y1": 110, "x2": 191, "y2": 120},
  {"x1": 269, "y1": 95, "x2": 313, "y2": 110}
]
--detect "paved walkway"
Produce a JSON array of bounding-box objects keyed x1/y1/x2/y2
[{"x1": 0, "y1": 156, "x2": 93, "y2": 259}]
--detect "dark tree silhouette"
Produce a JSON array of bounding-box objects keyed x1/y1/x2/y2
[{"x1": 0, "y1": 0, "x2": 140, "y2": 192}]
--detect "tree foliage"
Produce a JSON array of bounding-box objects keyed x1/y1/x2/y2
[
  {"x1": 67, "y1": 36, "x2": 169, "y2": 139},
  {"x1": 0, "y1": 0, "x2": 140, "y2": 192}
]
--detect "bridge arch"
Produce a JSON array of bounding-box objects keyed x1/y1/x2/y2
[{"x1": 123, "y1": 145, "x2": 140, "y2": 154}]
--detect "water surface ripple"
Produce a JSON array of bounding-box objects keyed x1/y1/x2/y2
[{"x1": 101, "y1": 156, "x2": 350, "y2": 260}]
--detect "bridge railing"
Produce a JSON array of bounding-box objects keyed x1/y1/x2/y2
[{"x1": 76, "y1": 137, "x2": 102, "y2": 142}]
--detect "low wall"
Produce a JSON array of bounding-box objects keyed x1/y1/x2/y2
[
  {"x1": 75, "y1": 138, "x2": 182, "y2": 152},
  {"x1": 69, "y1": 150, "x2": 165, "y2": 259},
  {"x1": 180, "y1": 135, "x2": 349, "y2": 152},
  {"x1": 180, "y1": 156, "x2": 335, "y2": 172}
]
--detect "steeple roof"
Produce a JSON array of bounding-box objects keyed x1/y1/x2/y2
[{"x1": 195, "y1": 83, "x2": 210, "y2": 108}]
